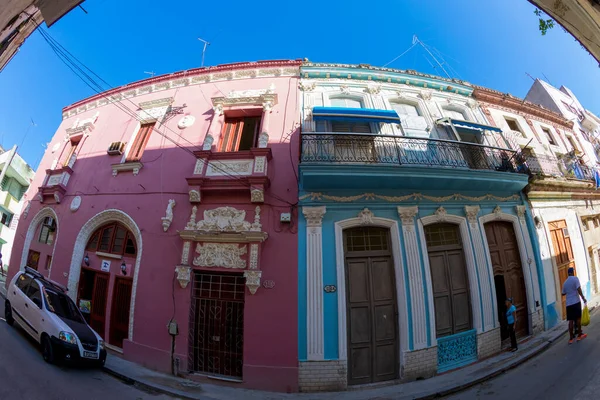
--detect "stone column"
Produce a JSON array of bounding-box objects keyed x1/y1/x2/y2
[
  {"x1": 465, "y1": 205, "x2": 495, "y2": 332},
  {"x1": 303, "y1": 206, "x2": 326, "y2": 360},
  {"x1": 175, "y1": 241, "x2": 192, "y2": 289},
  {"x1": 261, "y1": 101, "x2": 273, "y2": 137},
  {"x1": 398, "y1": 206, "x2": 428, "y2": 349}
]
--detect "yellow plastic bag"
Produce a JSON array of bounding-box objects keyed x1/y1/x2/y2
[{"x1": 582, "y1": 305, "x2": 590, "y2": 327}]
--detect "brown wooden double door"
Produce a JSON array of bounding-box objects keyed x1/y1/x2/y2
[
  {"x1": 484, "y1": 221, "x2": 529, "y2": 339},
  {"x1": 548, "y1": 220, "x2": 576, "y2": 319},
  {"x1": 344, "y1": 227, "x2": 398, "y2": 386},
  {"x1": 77, "y1": 268, "x2": 132, "y2": 347}
]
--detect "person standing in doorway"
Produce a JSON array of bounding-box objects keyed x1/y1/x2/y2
[
  {"x1": 562, "y1": 267, "x2": 588, "y2": 344},
  {"x1": 506, "y1": 298, "x2": 518, "y2": 352}
]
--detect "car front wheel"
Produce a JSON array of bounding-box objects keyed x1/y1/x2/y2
[
  {"x1": 42, "y1": 335, "x2": 55, "y2": 364},
  {"x1": 4, "y1": 301, "x2": 14, "y2": 326}
]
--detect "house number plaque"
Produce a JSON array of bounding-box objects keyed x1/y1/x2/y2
[{"x1": 324, "y1": 285, "x2": 337, "y2": 293}]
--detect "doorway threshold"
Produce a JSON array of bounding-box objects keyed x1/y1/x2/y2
[{"x1": 106, "y1": 344, "x2": 124, "y2": 354}]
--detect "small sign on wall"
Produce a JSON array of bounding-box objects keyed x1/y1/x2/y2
[{"x1": 101, "y1": 260, "x2": 111, "y2": 272}]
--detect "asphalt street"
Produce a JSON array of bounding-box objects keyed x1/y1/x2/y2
[
  {"x1": 445, "y1": 310, "x2": 600, "y2": 400},
  {"x1": 0, "y1": 296, "x2": 174, "y2": 400}
]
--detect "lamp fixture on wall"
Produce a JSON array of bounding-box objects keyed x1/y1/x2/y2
[
  {"x1": 121, "y1": 261, "x2": 127, "y2": 276},
  {"x1": 83, "y1": 254, "x2": 90, "y2": 266}
]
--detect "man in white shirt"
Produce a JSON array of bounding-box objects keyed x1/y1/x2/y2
[{"x1": 562, "y1": 267, "x2": 588, "y2": 344}]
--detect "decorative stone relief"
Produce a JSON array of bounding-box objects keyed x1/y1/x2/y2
[
  {"x1": 244, "y1": 270, "x2": 262, "y2": 294},
  {"x1": 213, "y1": 104, "x2": 224, "y2": 116},
  {"x1": 515, "y1": 205, "x2": 527, "y2": 222},
  {"x1": 365, "y1": 84, "x2": 381, "y2": 95},
  {"x1": 258, "y1": 132, "x2": 269, "y2": 148},
  {"x1": 419, "y1": 89, "x2": 432, "y2": 100},
  {"x1": 253, "y1": 156, "x2": 266, "y2": 173},
  {"x1": 493, "y1": 205, "x2": 503, "y2": 219},
  {"x1": 206, "y1": 160, "x2": 253, "y2": 176},
  {"x1": 181, "y1": 241, "x2": 191, "y2": 265},
  {"x1": 70, "y1": 196, "x2": 82, "y2": 212},
  {"x1": 175, "y1": 266, "x2": 191, "y2": 288},
  {"x1": 397, "y1": 206, "x2": 418, "y2": 232},
  {"x1": 358, "y1": 208, "x2": 374, "y2": 225},
  {"x1": 186, "y1": 206, "x2": 198, "y2": 230},
  {"x1": 464, "y1": 206, "x2": 480, "y2": 227},
  {"x1": 202, "y1": 134, "x2": 214, "y2": 150},
  {"x1": 466, "y1": 99, "x2": 478, "y2": 109},
  {"x1": 190, "y1": 206, "x2": 261, "y2": 232},
  {"x1": 193, "y1": 243, "x2": 247, "y2": 269},
  {"x1": 302, "y1": 206, "x2": 326, "y2": 227},
  {"x1": 189, "y1": 190, "x2": 201, "y2": 203},
  {"x1": 177, "y1": 115, "x2": 195, "y2": 129},
  {"x1": 251, "y1": 188, "x2": 264, "y2": 203},
  {"x1": 53, "y1": 193, "x2": 61, "y2": 204},
  {"x1": 434, "y1": 206, "x2": 448, "y2": 222},
  {"x1": 299, "y1": 81, "x2": 316, "y2": 92},
  {"x1": 161, "y1": 199, "x2": 176, "y2": 232},
  {"x1": 193, "y1": 159, "x2": 205, "y2": 175},
  {"x1": 22, "y1": 201, "x2": 31, "y2": 219},
  {"x1": 249, "y1": 244, "x2": 258, "y2": 269},
  {"x1": 263, "y1": 101, "x2": 273, "y2": 112},
  {"x1": 340, "y1": 85, "x2": 351, "y2": 94}
]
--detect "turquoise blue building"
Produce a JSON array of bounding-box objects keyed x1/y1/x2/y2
[{"x1": 297, "y1": 63, "x2": 546, "y2": 391}]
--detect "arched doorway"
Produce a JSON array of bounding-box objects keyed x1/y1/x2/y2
[
  {"x1": 343, "y1": 226, "x2": 398, "y2": 385},
  {"x1": 76, "y1": 221, "x2": 137, "y2": 348},
  {"x1": 19, "y1": 207, "x2": 59, "y2": 277},
  {"x1": 484, "y1": 221, "x2": 529, "y2": 339}
]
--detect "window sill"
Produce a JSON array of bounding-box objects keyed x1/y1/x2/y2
[
  {"x1": 96, "y1": 251, "x2": 123, "y2": 260},
  {"x1": 111, "y1": 161, "x2": 143, "y2": 176}
]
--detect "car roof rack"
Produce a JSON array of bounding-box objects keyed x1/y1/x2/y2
[{"x1": 24, "y1": 266, "x2": 68, "y2": 293}]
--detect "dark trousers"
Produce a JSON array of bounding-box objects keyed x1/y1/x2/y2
[{"x1": 508, "y1": 323, "x2": 518, "y2": 349}]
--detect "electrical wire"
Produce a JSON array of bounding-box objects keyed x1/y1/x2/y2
[{"x1": 35, "y1": 25, "x2": 297, "y2": 208}]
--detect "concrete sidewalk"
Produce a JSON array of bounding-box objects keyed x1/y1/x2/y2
[{"x1": 103, "y1": 320, "x2": 571, "y2": 400}]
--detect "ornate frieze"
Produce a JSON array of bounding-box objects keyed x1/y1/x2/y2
[
  {"x1": 193, "y1": 243, "x2": 247, "y2": 269},
  {"x1": 250, "y1": 188, "x2": 264, "y2": 203},
  {"x1": 181, "y1": 241, "x2": 191, "y2": 265},
  {"x1": 205, "y1": 160, "x2": 253, "y2": 176},
  {"x1": 249, "y1": 244, "x2": 259, "y2": 269},
  {"x1": 493, "y1": 205, "x2": 503, "y2": 219},
  {"x1": 434, "y1": 206, "x2": 447, "y2": 222},
  {"x1": 189, "y1": 190, "x2": 201, "y2": 203},
  {"x1": 253, "y1": 156, "x2": 266, "y2": 173},
  {"x1": 299, "y1": 192, "x2": 520, "y2": 202},
  {"x1": 187, "y1": 206, "x2": 262, "y2": 232},
  {"x1": 397, "y1": 206, "x2": 418, "y2": 226},
  {"x1": 464, "y1": 205, "x2": 480, "y2": 226}
]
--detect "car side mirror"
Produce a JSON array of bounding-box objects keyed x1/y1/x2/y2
[{"x1": 33, "y1": 298, "x2": 42, "y2": 309}]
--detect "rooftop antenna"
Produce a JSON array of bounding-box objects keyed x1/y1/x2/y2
[
  {"x1": 144, "y1": 71, "x2": 155, "y2": 78},
  {"x1": 525, "y1": 72, "x2": 536, "y2": 81},
  {"x1": 413, "y1": 35, "x2": 451, "y2": 79},
  {"x1": 198, "y1": 38, "x2": 210, "y2": 67}
]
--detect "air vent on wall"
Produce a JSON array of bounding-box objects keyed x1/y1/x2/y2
[{"x1": 107, "y1": 142, "x2": 126, "y2": 155}]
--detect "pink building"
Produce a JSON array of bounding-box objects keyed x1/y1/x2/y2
[{"x1": 7, "y1": 59, "x2": 302, "y2": 392}]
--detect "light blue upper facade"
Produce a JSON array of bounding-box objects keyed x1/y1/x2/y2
[{"x1": 297, "y1": 63, "x2": 547, "y2": 387}]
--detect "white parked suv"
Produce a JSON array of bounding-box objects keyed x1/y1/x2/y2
[{"x1": 4, "y1": 267, "x2": 107, "y2": 366}]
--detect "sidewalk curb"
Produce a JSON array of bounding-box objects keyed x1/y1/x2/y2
[{"x1": 102, "y1": 365, "x2": 200, "y2": 400}]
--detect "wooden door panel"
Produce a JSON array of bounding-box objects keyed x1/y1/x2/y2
[
  {"x1": 374, "y1": 304, "x2": 395, "y2": 341},
  {"x1": 549, "y1": 220, "x2": 576, "y2": 319},
  {"x1": 430, "y1": 253, "x2": 450, "y2": 294},
  {"x1": 371, "y1": 259, "x2": 394, "y2": 301},
  {"x1": 347, "y1": 260, "x2": 369, "y2": 303},
  {"x1": 109, "y1": 277, "x2": 132, "y2": 348},
  {"x1": 452, "y1": 292, "x2": 471, "y2": 332},
  {"x1": 434, "y1": 297, "x2": 453, "y2": 337},
  {"x1": 448, "y1": 251, "x2": 469, "y2": 291},
  {"x1": 350, "y1": 347, "x2": 371, "y2": 381},
  {"x1": 90, "y1": 272, "x2": 109, "y2": 338},
  {"x1": 375, "y1": 343, "x2": 396, "y2": 381},
  {"x1": 485, "y1": 221, "x2": 529, "y2": 336},
  {"x1": 349, "y1": 306, "x2": 371, "y2": 344}
]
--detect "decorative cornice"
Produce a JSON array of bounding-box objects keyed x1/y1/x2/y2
[
  {"x1": 139, "y1": 97, "x2": 174, "y2": 110},
  {"x1": 62, "y1": 60, "x2": 302, "y2": 119},
  {"x1": 473, "y1": 87, "x2": 573, "y2": 128},
  {"x1": 299, "y1": 192, "x2": 520, "y2": 203},
  {"x1": 212, "y1": 86, "x2": 277, "y2": 109}
]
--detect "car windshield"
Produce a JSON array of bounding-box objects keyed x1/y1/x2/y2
[{"x1": 43, "y1": 288, "x2": 85, "y2": 324}]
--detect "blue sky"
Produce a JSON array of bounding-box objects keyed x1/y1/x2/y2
[{"x1": 1, "y1": 0, "x2": 600, "y2": 168}]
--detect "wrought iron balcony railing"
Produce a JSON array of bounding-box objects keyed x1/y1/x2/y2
[
  {"x1": 521, "y1": 152, "x2": 596, "y2": 182},
  {"x1": 301, "y1": 132, "x2": 524, "y2": 173}
]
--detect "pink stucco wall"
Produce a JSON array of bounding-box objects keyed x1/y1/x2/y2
[{"x1": 8, "y1": 60, "x2": 301, "y2": 392}]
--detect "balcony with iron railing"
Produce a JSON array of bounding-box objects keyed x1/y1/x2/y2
[
  {"x1": 522, "y1": 152, "x2": 597, "y2": 183},
  {"x1": 299, "y1": 132, "x2": 530, "y2": 192}
]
